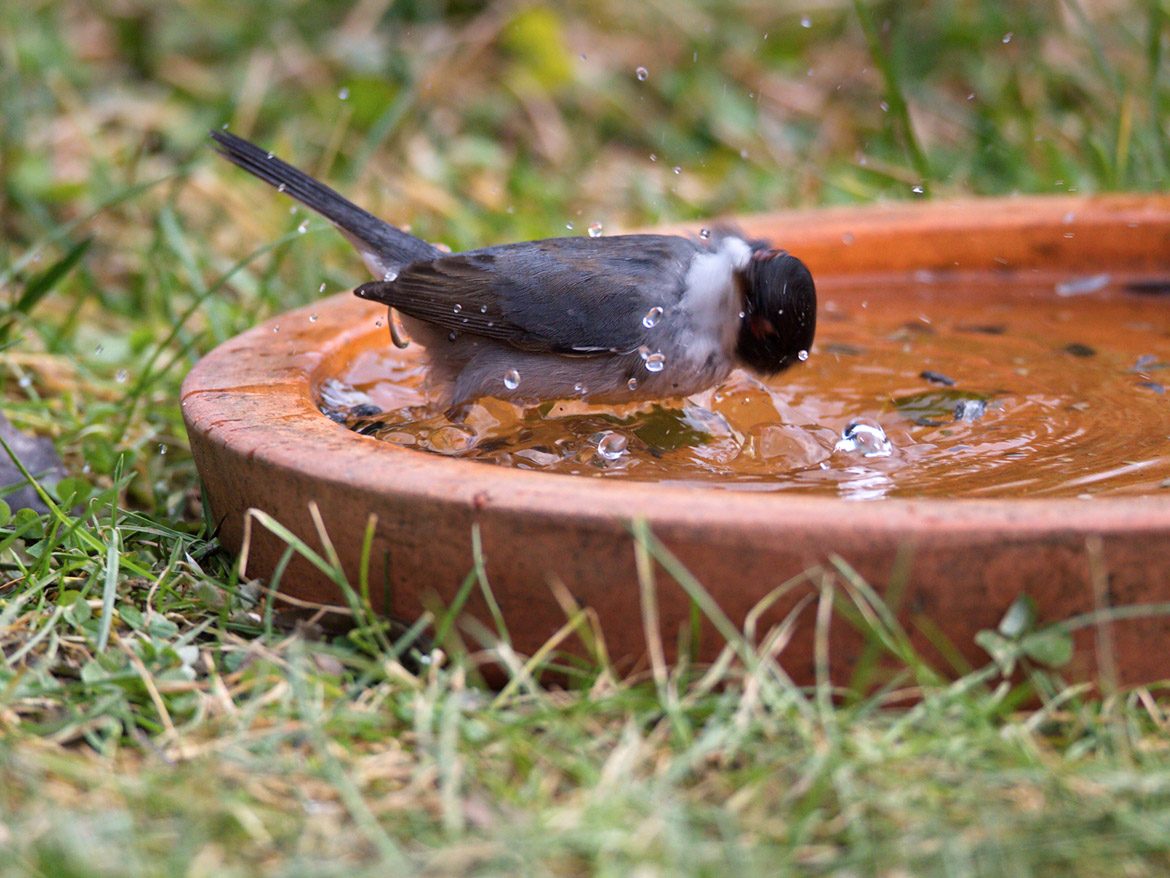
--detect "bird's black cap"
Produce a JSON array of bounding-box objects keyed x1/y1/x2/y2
[{"x1": 735, "y1": 250, "x2": 817, "y2": 375}]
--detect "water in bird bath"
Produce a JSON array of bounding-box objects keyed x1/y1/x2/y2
[{"x1": 318, "y1": 270, "x2": 1170, "y2": 500}]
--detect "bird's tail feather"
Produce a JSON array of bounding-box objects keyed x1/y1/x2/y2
[{"x1": 209, "y1": 129, "x2": 438, "y2": 273}]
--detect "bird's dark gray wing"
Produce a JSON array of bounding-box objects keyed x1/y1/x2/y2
[{"x1": 354, "y1": 235, "x2": 701, "y2": 354}]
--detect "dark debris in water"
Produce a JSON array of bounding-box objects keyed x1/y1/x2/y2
[
  {"x1": 955, "y1": 323, "x2": 1007, "y2": 335},
  {"x1": 894, "y1": 389, "x2": 991, "y2": 427},
  {"x1": 822, "y1": 342, "x2": 865, "y2": 356},
  {"x1": 1064, "y1": 342, "x2": 1097, "y2": 358},
  {"x1": 919, "y1": 369, "x2": 956, "y2": 387},
  {"x1": 1125, "y1": 279, "x2": 1170, "y2": 296}
]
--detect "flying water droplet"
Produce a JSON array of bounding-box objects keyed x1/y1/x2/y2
[
  {"x1": 1002, "y1": 32, "x2": 1013, "y2": 43},
  {"x1": 642, "y1": 306, "x2": 664, "y2": 328},
  {"x1": 18, "y1": 375, "x2": 32, "y2": 388},
  {"x1": 834, "y1": 420, "x2": 893, "y2": 458},
  {"x1": 699, "y1": 228, "x2": 710, "y2": 240},
  {"x1": 319, "y1": 282, "x2": 327, "y2": 293},
  {"x1": 800, "y1": 15, "x2": 811, "y2": 27},
  {"x1": 672, "y1": 166, "x2": 681, "y2": 175},
  {"x1": 566, "y1": 222, "x2": 574, "y2": 230},
  {"x1": 639, "y1": 345, "x2": 651, "y2": 360},
  {"x1": 588, "y1": 222, "x2": 604, "y2": 237},
  {"x1": 273, "y1": 325, "x2": 280, "y2": 333},
  {"x1": 338, "y1": 87, "x2": 350, "y2": 100},
  {"x1": 597, "y1": 431, "x2": 628, "y2": 460},
  {"x1": 627, "y1": 377, "x2": 638, "y2": 391},
  {"x1": 503, "y1": 369, "x2": 521, "y2": 390},
  {"x1": 309, "y1": 313, "x2": 318, "y2": 322},
  {"x1": 297, "y1": 219, "x2": 309, "y2": 233},
  {"x1": 649, "y1": 153, "x2": 657, "y2": 162},
  {"x1": 277, "y1": 183, "x2": 287, "y2": 192},
  {"x1": 266, "y1": 151, "x2": 275, "y2": 159},
  {"x1": 644, "y1": 352, "x2": 666, "y2": 372},
  {"x1": 94, "y1": 344, "x2": 104, "y2": 355},
  {"x1": 158, "y1": 444, "x2": 168, "y2": 455},
  {"x1": 635, "y1": 66, "x2": 649, "y2": 81},
  {"x1": 383, "y1": 269, "x2": 399, "y2": 281},
  {"x1": 115, "y1": 369, "x2": 128, "y2": 383},
  {"x1": 911, "y1": 184, "x2": 924, "y2": 194},
  {"x1": 798, "y1": 349, "x2": 809, "y2": 361},
  {"x1": 453, "y1": 303, "x2": 462, "y2": 313},
  {"x1": 879, "y1": 101, "x2": 889, "y2": 112}
]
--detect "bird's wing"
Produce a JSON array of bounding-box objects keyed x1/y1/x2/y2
[{"x1": 355, "y1": 235, "x2": 701, "y2": 354}]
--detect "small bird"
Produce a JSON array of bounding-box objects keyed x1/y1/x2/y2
[{"x1": 210, "y1": 130, "x2": 816, "y2": 406}]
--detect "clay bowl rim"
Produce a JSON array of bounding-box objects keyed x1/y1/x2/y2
[{"x1": 181, "y1": 192, "x2": 1170, "y2": 539}]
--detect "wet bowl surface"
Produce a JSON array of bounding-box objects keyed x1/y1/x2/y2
[{"x1": 182, "y1": 195, "x2": 1170, "y2": 686}]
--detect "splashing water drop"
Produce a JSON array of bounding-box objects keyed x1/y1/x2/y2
[
  {"x1": 297, "y1": 220, "x2": 309, "y2": 233},
  {"x1": 1002, "y1": 32, "x2": 1013, "y2": 43},
  {"x1": 383, "y1": 269, "x2": 399, "y2": 282},
  {"x1": 115, "y1": 369, "x2": 128, "y2": 383},
  {"x1": 597, "y1": 431, "x2": 628, "y2": 460},
  {"x1": 273, "y1": 325, "x2": 280, "y2": 333},
  {"x1": 338, "y1": 87, "x2": 350, "y2": 100},
  {"x1": 834, "y1": 420, "x2": 893, "y2": 458},
  {"x1": 911, "y1": 185, "x2": 924, "y2": 194},
  {"x1": 503, "y1": 369, "x2": 521, "y2": 390},
  {"x1": 649, "y1": 153, "x2": 657, "y2": 162},
  {"x1": 644, "y1": 352, "x2": 666, "y2": 372},
  {"x1": 453, "y1": 303, "x2": 462, "y2": 313},
  {"x1": 158, "y1": 444, "x2": 168, "y2": 455},
  {"x1": 673, "y1": 166, "x2": 681, "y2": 175},
  {"x1": 800, "y1": 16, "x2": 811, "y2": 27},
  {"x1": 266, "y1": 151, "x2": 275, "y2": 159},
  {"x1": 642, "y1": 306, "x2": 664, "y2": 328},
  {"x1": 94, "y1": 345, "x2": 104, "y2": 355},
  {"x1": 566, "y1": 222, "x2": 574, "y2": 231},
  {"x1": 277, "y1": 183, "x2": 287, "y2": 192},
  {"x1": 638, "y1": 345, "x2": 651, "y2": 361},
  {"x1": 627, "y1": 377, "x2": 638, "y2": 391},
  {"x1": 319, "y1": 282, "x2": 326, "y2": 293},
  {"x1": 588, "y1": 222, "x2": 604, "y2": 237},
  {"x1": 699, "y1": 228, "x2": 711, "y2": 240},
  {"x1": 635, "y1": 66, "x2": 649, "y2": 81},
  {"x1": 309, "y1": 313, "x2": 318, "y2": 322}
]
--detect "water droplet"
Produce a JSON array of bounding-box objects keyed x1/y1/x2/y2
[
  {"x1": 277, "y1": 183, "x2": 287, "y2": 192},
  {"x1": 740, "y1": 149, "x2": 748, "y2": 159},
  {"x1": 479, "y1": 304, "x2": 488, "y2": 313},
  {"x1": 319, "y1": 282, "x2": 327, "y2": 293},
  {"x1": 1002, "y1": 32, "x2": 1013, "y2": 43},
  {"x1": 911, "y1": 184, "x2": 924, "y2": 194},
  {"x1": 649, "y1": 153, "x2": 657, "y2": 162},
  {"x1": 383, "y1": 269, "x2": 399, "y2": 282},
  {"x1": 967, "y1": 93, "x2": 976, "y2": 101},
  {"x1": 699, "y1": 228, "x2": 711, "y2": 240},
  {"x1": 453, "y1": 303, "x2": 462, "y2": 313},
  {"x1": 566, "y1": 222, "x2": 574, "y2": 230},
  {"x1": 115, "y1": 369, "x2": 128, "y2": 383},
  {"x1": 448, "y1": 331, "x2": 458, "y2": 341},
  {"x1": 297, "y1": 219, "x2": 309, "y2": 233},
  {"x1": 627, "y1": 377, "x2": 638, "y2": 391},
  {"x1": 338, "y1": 87, "x2": 350, "y2": 100},
  {"x1": 842, "y1": 232, "x2": 855, "y2": 245},
  {"x1": 879, "y1": 101, "x2": 889, "y2": 112},
  {"x1": 375, "y1": 319, "x2": 383, "y2": 327},
  {"x1": 18, "y1": 375, "x2": 31, "y2": 388},
  {"x1": 797, "y1": 349, "x2": 809, "y2": 362},
  {"x1": 573, "y1": 383, "x2": 584, "y2": 393},
  {"x1": 94, "y1": 344, "x2": 104, "y2": 355},
  {"x1": 800, "y1": 15, "x2": 811, "y2": 27},
  {"x1": 673, "y1": 166, "x2": 681, "y2": 175},
  {"x1": 588, "y1": 222, "x2": 604, "y2": 237},
  {"x1": 644, "y1": 352, "x2": 666, "y2": 372},
  {"x1": 597, "y1": 431, "x2": 628, "y2": 460},
  {"x1": 635, "y1": 66, "x2": 649, "y2": 81},
  {"x1": 266, "y1": 151, "x2": 275, "y2": 159},
  {"x1": 834, "y1": 420, "x2": 893, "y2": 458},
  {"x1": 309, "y1": 313, "x2": 318, "y2": 322},
  {"x1": 642, "y1": 306, "x2": 664, "y2": 328},
  {"x1": 389, "y1": 309, "x2": 410, "y2": 348},
  {"x1": 639, "y1": 345, "x2": 651, "y2": 360},
  {"x1": 503, "y1": 369, "x2": 521, "y2": 390},
  {"x1": 273, "y1": 324, "x2": 280, "y2": 333},
  {"x1": 158, "y1": 444, "x2": 168, "y2": 455},
  {"x1": 737, "y1": 310, "x2": 746, "y2": 319}
]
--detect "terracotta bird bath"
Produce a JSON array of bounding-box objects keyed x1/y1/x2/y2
[{"x1": 182, "y1": 194, "x2": 1170, "y2": 686}]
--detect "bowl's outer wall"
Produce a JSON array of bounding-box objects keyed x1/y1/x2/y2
[{"x1": 183, "y1": 195, "x2": 1170, "y2": 685}]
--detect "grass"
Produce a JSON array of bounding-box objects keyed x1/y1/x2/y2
[{"x1": 2, "y1": 0, "x2": 1170, "y2": 874}]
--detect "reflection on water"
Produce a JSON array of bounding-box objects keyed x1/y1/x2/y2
[{"x1": 320, "y1": 271, "x2": 1170, "y2": 500}]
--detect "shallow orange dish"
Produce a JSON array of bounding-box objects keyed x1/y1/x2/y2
[{"x1": 182, "y1": 194, "x2": 1170, "y2": 686}]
